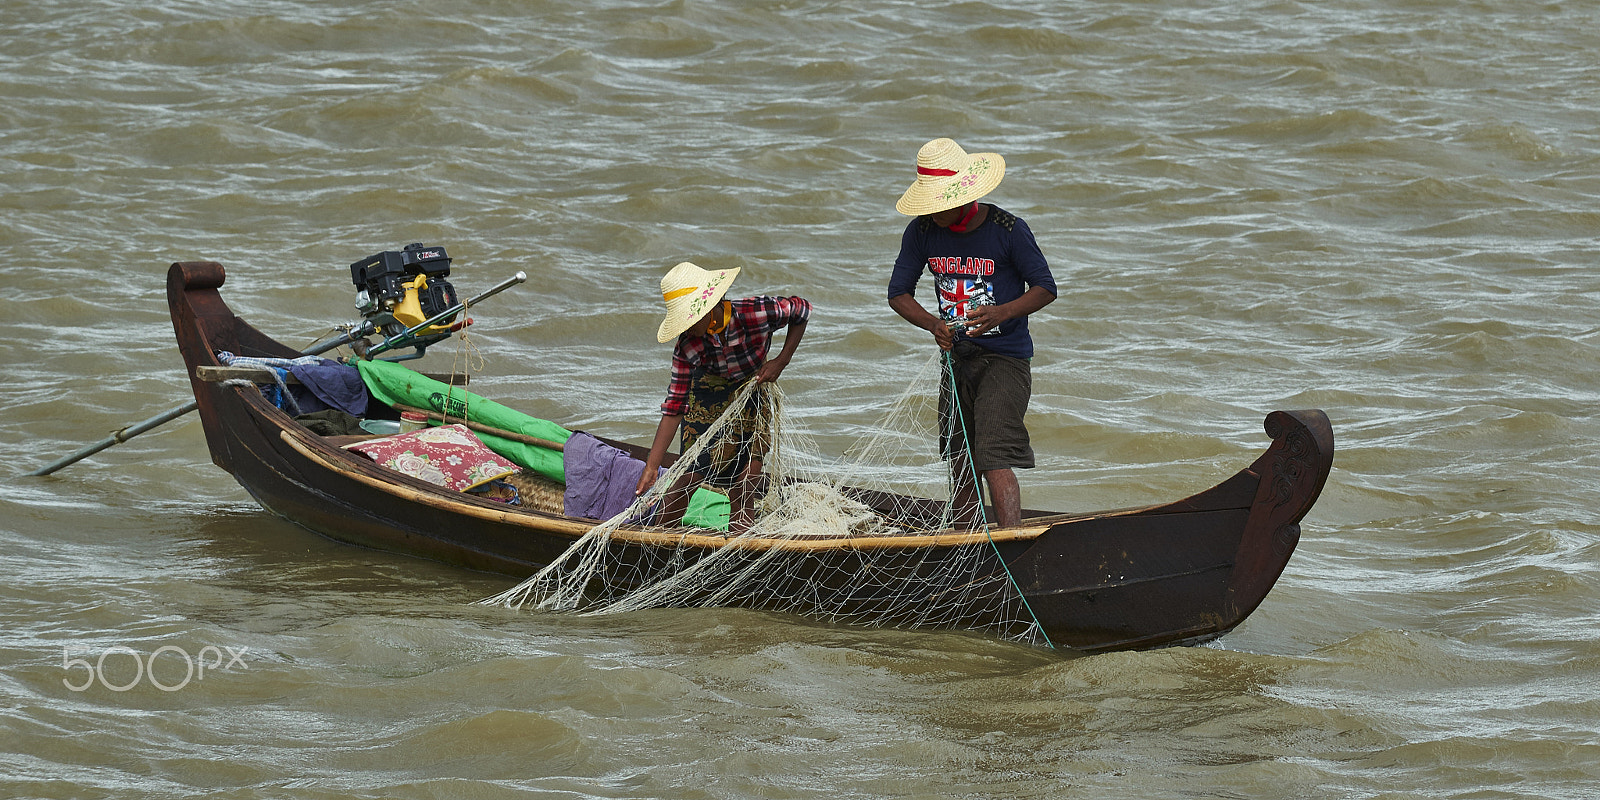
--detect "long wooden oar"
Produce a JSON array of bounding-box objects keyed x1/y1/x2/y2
[{"x1": 26, "y1": 271, "x2": 526, "y2": 477}]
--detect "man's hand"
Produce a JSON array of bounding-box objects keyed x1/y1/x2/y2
[
  {"x1": 890, "y1": 293, "x2": 955, "y2": 351},
  {"x1": 961, "y1": 287, "x2": 1057, "y2": 339},
  {"x1": 962, "y1": 304, "x2": 1008, "y2": 337}
]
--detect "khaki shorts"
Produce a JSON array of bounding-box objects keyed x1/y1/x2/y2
[{"x1": 938, "y1": 341, "x2": 1034, "y2": 472}]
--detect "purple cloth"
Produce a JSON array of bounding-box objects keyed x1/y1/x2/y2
[
  {"x1": 288, "y1": 360, "x2": 369, "y2": 417},
  {"x1": 562, "y1": 432, "x2": 657, "y2": 521}
]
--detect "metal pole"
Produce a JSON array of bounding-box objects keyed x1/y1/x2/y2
[{"x1": 367, "y1": 271, "x2": 526, "y2": 357}]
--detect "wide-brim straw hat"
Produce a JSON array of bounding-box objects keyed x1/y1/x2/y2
[
  {"x1": 895, "y1": 138, "x2": 1006, "y2": 216},
  {"x1": 656, "y1": 261, "x2": 741, "y2": 343}
]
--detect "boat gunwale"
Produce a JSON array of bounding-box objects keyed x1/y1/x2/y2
[{"x1": 273, "y1": 423, "x2": 1127, "y2": 552}]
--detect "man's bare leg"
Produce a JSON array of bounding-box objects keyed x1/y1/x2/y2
[{"x1": 984, "y1": 468, "x2": 1022, "y2": 529}]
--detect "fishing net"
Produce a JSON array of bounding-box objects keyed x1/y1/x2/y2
[{"x1": 478, "y1": 353, "x2": 1052, "y2": 647}]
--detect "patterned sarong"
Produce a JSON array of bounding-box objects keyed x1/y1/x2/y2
[{"x1": 680, "y1": 372, "x2": 771, "y2": 489}]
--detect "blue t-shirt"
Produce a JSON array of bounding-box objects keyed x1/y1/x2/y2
[{"x1": 887, "y1": 205, "x2": 1057, "y2": 359}]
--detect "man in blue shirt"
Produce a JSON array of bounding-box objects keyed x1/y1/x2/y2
[{"x1": 887, "y1": 138, "x2": 1057, "y2": 529}]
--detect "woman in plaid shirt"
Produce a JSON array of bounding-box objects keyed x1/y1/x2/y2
[{"x1": 636, "y1": 262, "x2": 811, "y2": 531}]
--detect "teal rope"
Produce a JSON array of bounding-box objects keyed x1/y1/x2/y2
[{"x1": 942, "y1": 349, "x2": 1056, "y2": 650}]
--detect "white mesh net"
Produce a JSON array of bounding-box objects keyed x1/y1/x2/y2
[{"x1": 478, "y1": 353, "x2": 1052, "y2": 647}]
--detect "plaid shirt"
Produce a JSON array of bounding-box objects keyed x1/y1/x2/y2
[{"x1": 661, "y1": 295, "x2": 812, "y2": 416}]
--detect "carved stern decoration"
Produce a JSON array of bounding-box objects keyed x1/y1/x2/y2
[{"x1": 1224, "y1": 410, "x2": 1334, "y2": 620}]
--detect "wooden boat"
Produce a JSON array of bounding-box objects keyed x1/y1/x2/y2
[{"x1": 168, "y1": 260, "x2": 1334, "y2": 653}]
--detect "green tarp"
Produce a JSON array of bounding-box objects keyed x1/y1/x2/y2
[
  {"x1": 356, "y1": 360, "x2": 728, "y2": 529},
  {"x1": 357, "y1": 359, "x2": 572, "y2": 483}
]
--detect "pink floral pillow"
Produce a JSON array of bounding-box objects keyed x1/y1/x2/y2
[{"x1": 346, "y1": 423, "x2": 517, "y2": 492}]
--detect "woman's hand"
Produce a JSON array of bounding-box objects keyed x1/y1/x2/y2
[
  {"x1": 754, "y1": 355, "x2": 789, "y2": 383},
  {"x1": 755, "y1": 319, "x2": 807, "y2": 382},
  {"x1": 635, "y1": 467, "x2": 659, "y2": 497},
  {"x1": 637, "y1": 414, "x2": 682, "y2": 495}
]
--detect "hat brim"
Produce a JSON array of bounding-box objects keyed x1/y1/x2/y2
[
  {"x1": 656, "y1": 267, "x2": 740, "y2": 343},
  {"x1": 895, "y1": 153, "x2": 1006, "y2": 216}
]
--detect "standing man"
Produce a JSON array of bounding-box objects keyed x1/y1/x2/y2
[{"x1": 887, "y1": 138, "x2": 1057, "y2": 529}]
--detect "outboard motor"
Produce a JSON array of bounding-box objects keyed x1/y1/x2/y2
[{"x1": 349, "y1": 243, "x2": 461, "y2": 345}]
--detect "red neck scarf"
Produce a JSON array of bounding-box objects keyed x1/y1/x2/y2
[{"x1": 948, "y1": 201, "x2": 981, "y2": 233}]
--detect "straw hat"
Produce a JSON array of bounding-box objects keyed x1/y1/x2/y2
[
  {"x1": 895, "y1": 138, "x2": 1006, "y2": 216},
  {"x1": 656, "y1": 261, "x2": 741, "y2": 343}
]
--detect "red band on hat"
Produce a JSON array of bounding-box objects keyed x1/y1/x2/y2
[{"x1": 917, "y1": 166, "x2": 959, "y2": 176}]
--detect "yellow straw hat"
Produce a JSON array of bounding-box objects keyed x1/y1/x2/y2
[
  {"x1": 656, "y1": 261, "x2": 741, "y2": 343},
  {"x1": 895, "y1": 138, "x2": 1006, "y2": 216}
]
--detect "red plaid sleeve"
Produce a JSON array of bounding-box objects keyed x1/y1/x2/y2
[{"x1": 658, "y1": 296, "x2": 811, "y2": 416}]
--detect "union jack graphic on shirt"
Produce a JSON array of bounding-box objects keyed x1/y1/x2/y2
[{"x1": 935, "y1": 275, "x2": 999, "y2": 336}]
